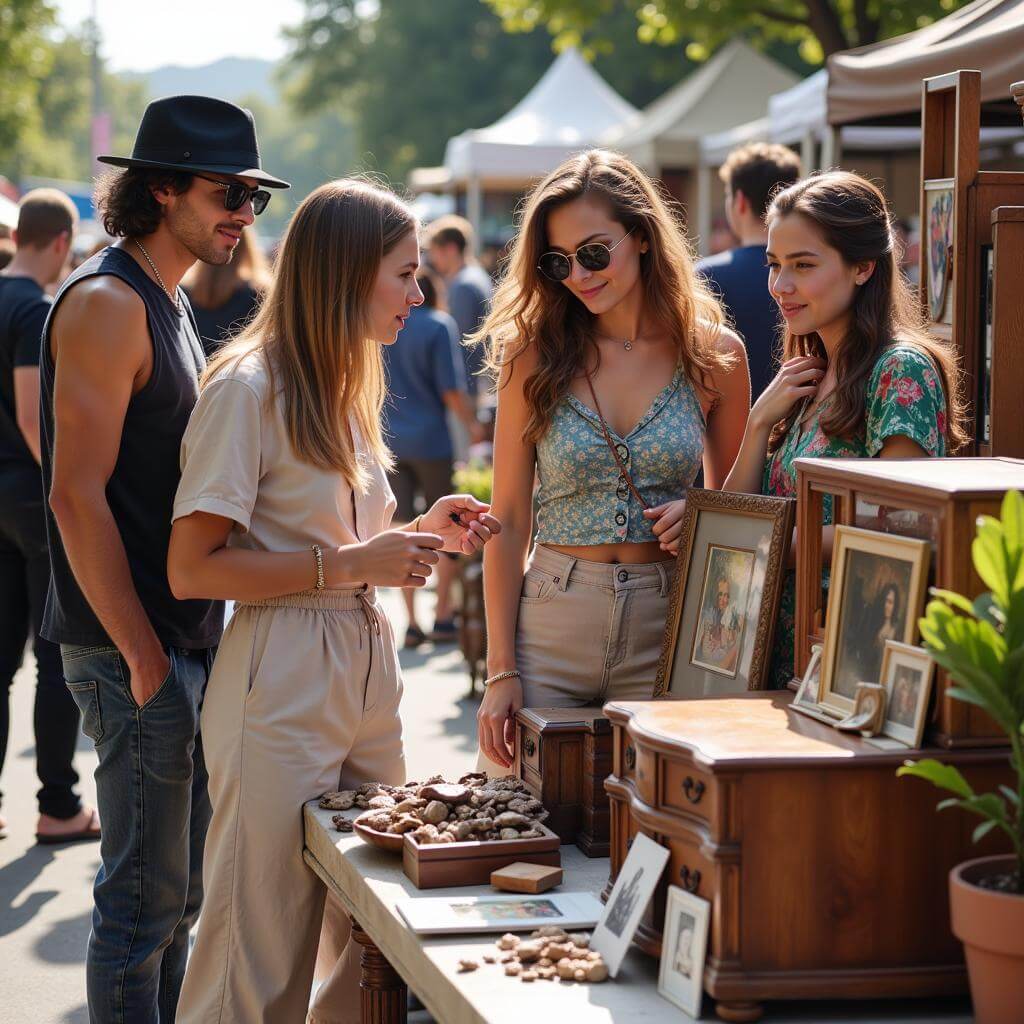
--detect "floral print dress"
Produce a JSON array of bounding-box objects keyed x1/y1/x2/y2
[{"x1": 763, "y1": 345, "x2": 947, "y2": 689}]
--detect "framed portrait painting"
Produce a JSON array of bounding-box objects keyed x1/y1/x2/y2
[
  {"x1": 820, "y1": 526, "x2": 930, "y2": 717},
  {"x1": 880, "y1": 641, "x2": 935, "y2": 747},
  {"x1": 654, "y1": 489, "x2": 794, "y2": 698}
]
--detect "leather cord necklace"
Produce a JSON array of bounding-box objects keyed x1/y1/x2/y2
[{"x1": 583, "y1": 373, "x2": 647, "y2": 508}]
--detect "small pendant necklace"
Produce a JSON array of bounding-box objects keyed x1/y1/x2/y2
[
  {"x1": 596, "y1": 331, "x2": 639, "y2": 352},
  {"x1": 135, "y1": 240, "x2": 181, "y2": 314}
]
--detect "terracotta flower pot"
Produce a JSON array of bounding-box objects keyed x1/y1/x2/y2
[{"x1": 949, "y1": 854, "x2": 1024, "y2": 1024}]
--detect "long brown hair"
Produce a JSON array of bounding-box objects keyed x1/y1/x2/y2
[
  {"x1": 183, "y1": 226, "x2": 271, "y2": 309},
  {"x1": 766, "y1": 171, "x2": 965, "y2": 452},
  {"x1": 203, "y1": 179, "x2": 416, "y2": 489},
  {"x1": 476, "y1": 149, "x2": 731, "y2": 444}
]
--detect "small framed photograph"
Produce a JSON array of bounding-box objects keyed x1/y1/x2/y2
[
  {"x1": 820, "y1": 526, "x2": 930, "y2": 717},
  {"x1": 395, "y1": 891, "x2": 603, "y2": 935},
  {"x1": 654, "y1": 489, "x2": 795, "y2": 697},
  {"x1": 793, "y1": 644, "x2": 823, "y2": 708},
  {"x1": 658, "y1": 885, "x2": 710, "y2": 1018},
  {"x1": 591, "y1": 833, "x2": 669, "y2": 977},
  {"x1": 880, "y1": 641, "x2": 936, "y2": 747},
  {"x1": 924, "y1": 178, "x2": 954, "y2": 323}
]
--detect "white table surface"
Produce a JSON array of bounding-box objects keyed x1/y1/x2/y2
[{"x1": 303, "y1": 803, "x2": 972, "y2": 1024}]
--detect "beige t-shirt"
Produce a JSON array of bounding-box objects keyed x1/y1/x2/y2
[{"x1": 173, "y1": 353, "x2": 396, "y2": 581}]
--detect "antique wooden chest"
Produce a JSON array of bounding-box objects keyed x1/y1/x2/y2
[
  {"x1": 514, "y1": 707, "x2": 612, "y2": 857},
  {"x1": 604, "y1": 693, "x2": 1011, "y2": 1022}
]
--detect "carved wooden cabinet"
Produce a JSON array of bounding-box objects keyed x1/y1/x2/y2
[
  {"x1": 514, "y1": 707, "x2": 612, "y2": 856},
  {"x1": 604, "y1": 693, "x2": 1011, "y2": 1023}
]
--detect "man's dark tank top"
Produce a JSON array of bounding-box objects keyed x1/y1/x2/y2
[{"x1": 39, "y1": 245, "x2": 223, "y2": 649}]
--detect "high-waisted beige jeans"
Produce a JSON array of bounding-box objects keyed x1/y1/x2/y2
[
  {"x1": 176, "y1": 589, "x2": 405, "y2": 1024},
  {"x1": 479, "y1": 545, "x2": 675, "y2": 776}
]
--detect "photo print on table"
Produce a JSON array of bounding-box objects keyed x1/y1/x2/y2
[
  {"x1": 794, "y1": 644, "x2": 823, "y2": 708},
  {"x1": 591, "y1": 833, "x2": 669, "y2": 976},
  {"x1": 654, "y1": 489, "x2": 794, "y2": 698},
  {"x1": 658, "y1": 885, "x2": 711, "y2": 1017},
  {"x1": 820, "y1": 526, "x2": 930, "y2": 717},
  {"x1": 689, "y1": 544, "x2": 756, "y2": 678}
]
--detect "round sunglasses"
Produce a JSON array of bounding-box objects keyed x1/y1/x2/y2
[
  {"x1": 193, "y1": 172, "x2": 271, "y2": 216},
  {"x1": 537, "y1": 228, "x2": 634, "y2": 282}
]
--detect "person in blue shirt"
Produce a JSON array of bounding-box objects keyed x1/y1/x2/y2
[
  {"x1": 697, "y1": 143, "x2": 801, "y2": 403},
  {"x1": 382, "y1": 270, "x2": 483, "y2": 647}
]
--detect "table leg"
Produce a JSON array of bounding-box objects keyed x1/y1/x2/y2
[
  {"x1": 715, "y1": 1000, "x2": 764, "y2": 1022},
  {"x1": 351, "y1": 919, "x2": 407, "y2": 1024}
]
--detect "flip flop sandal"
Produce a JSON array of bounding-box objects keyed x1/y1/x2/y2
[{"x1": 36, "y1": 809, "x2": 101, "y2": 846}]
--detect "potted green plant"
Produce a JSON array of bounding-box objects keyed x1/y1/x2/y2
[{"x1": 897, "y1": 489, "x2": 1024, "y2": 1024}]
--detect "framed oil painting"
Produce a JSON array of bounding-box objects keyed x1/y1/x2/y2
[
  {"x1": 880, "y1": 641, "x2": 935, "y2": 747},
  {"x1": 654, "y1": 489, "x2": 794, "y2": 698},
  {"x1": 820, "y1": 526, "x2": 930, "y2": 717}
]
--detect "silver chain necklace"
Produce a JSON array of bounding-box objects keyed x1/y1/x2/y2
[{"x1": 134, "y1": 241, "x2": 181, "y2": 314}]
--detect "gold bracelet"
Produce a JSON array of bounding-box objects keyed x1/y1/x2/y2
[
  {"x1": 483, "y1": 669, "x2": 521, "y2": 688},
  {"x1": 310, "y1": 543, "x2": 325, "y2": 590}
]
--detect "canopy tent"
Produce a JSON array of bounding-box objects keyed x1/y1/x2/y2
[
  {"x1": 604, "y1": 40, "x2": 798, "y2": 172},
  {"x1": 0, "y1": 193, "x2": 18, "y2": 230},
  {"x1": 409, "y1": 47, "x2": 637, "y2": 245},
  {"x1": 827, "y1": 0, "x2": 1024, "y2": 126}
]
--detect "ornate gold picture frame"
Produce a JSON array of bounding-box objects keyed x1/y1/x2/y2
[{"x1": 653, "y1": 489, "x2": 794, "y2": 698}]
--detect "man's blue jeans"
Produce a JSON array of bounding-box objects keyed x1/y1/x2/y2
[{"x1": 62, "y1": 643, "x2": 214, "y2": 1024}]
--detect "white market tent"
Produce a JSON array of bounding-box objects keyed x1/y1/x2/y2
[
  {"x1": 0, "y1": 193, "x2": 18, "y2": 230},
  {"x1": 410, "y1": 48, "x2": 638, "y2": 244}
]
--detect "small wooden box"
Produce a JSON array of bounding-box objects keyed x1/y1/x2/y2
[
  {"x1": 514, "y1": 707, "x2": 612, "y2": 856},
  {"x1": 401, "y1": 824, "x2": 561, "y2": 890},
  {"x1": 490, "y1": 862, "x2": 563, "y2": 894},
  {"x1": 794, "y1": 457, "x2": 1024, "y2": 746}
]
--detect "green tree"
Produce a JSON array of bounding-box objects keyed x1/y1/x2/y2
[
  {"x1": 485, "y1": 0, "x2": 974, "y2": 65},
  {"x1": 282, "y1": 0, "x2": 725, "y2": 185},
  {"x1": 0, "y1": 0, "x2": 57, "y2": 178}
]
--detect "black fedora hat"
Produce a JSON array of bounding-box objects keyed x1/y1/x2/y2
[{"x1": 98, "y1": 94, "x2": 289, "y2": 189}]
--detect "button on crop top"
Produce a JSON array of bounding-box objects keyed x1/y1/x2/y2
[{"x1": 534, "y1": 365, "x2": 705, "y2": 545}]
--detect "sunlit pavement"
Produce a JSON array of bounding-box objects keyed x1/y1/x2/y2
[{"x1": 0, "y1": 588, "x2": 479, "y2": 1024}]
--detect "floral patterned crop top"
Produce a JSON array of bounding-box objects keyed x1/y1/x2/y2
[{"x1": 534, "y1": 365, "x2": 705, "y2": 545}]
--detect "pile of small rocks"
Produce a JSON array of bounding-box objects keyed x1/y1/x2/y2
[
  {"x1": 322, "y1": 773, "x2": 550, "y2": 844},
  {"x1": 457, "y1": 927, "x2": 608, "y2": 984}
]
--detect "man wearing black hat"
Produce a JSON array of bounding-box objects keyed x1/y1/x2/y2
[{"x1": 39, "y1": 95, "x2": 288, "y2": 1023}]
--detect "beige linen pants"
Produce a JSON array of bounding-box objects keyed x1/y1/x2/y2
[
  {"x1": 479, "y1": 545, "x2": 674, "y2": 776},
  {"x1": 176, "y1": 589, "x2": 406, "y2": 1024}
]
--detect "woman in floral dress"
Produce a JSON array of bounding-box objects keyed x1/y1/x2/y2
[{"x1": 724, "y1": 171, "x2": 964, "y2": 687}]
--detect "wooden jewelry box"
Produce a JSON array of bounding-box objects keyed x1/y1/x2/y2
[
  {"x1": 604, "y1": 693, "x2": 1011, "y2": 1022},
  {"x1": 513, "y1": 707, "x2": 612, "y2": 857}
]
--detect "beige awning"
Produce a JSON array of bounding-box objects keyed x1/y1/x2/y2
[{"x1": 827, "y1": 0, "x2": 1024, "y2": 126}]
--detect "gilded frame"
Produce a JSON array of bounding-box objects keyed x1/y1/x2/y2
[
  {"x1": 879, "y1": 640, "x2": 936, "y2": 747},
  {"x1": 820, "y1": 526, "x2": 931, "y2": 717},
  {"x1": 653, "y1": 489, "x2": 794, "y2": 698}
]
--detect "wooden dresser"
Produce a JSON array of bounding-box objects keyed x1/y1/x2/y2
[{"x1": 604, "y1": 693, "x2": 1011, "y2": 1023}]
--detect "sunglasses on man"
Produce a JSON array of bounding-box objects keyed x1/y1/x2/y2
[
  {"x1": 193, "y1": 172, "x2": 271, "y2": 216},
  {"x1": 537, "y1": 228, "x2": 634, "y2": 282}
]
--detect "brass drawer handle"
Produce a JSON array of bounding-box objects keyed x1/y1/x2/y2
[
  {"x1": 680, "y1": 865, "x2": 702, "y2": 893},
  {"x1": 625, "y1": 744, "x2": 636, "y2": 770},
  {"x1": 682, "y1": 776, "x2": 705, "y2": 804},
  {"x1": 523, "y1": 736, "x2": 536, "y2": 758}
]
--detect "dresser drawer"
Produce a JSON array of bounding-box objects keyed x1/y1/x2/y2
[
  {"x1": 665, "y1": 830, "x2": 718, "y2": 904},
  {"x1": 613, "y1": 725, "x2": 636, "y2": 783},
  {"x1": 518, "y1": 721, "x2": 541, "y2": 774},
  {"x1": 660, "y1": 760, "x2": 716, "y2": 828}
]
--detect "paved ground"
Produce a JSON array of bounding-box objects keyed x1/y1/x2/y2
[{"x1": 0, "y1": 589, "x2": 480, "y2": 1024}]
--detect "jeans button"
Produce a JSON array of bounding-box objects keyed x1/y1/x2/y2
[{"x1": 617, "y1": 570, "x2": 629, "y2": 583}]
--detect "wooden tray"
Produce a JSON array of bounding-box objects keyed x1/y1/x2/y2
[{"x1": 402, "y1": 823, "x2": 561, "y2": 889}]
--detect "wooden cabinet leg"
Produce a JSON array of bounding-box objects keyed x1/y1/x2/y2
[
  {"x1": 351, "y1": 919, "x2": 407, "y2": 1024},
  {"x1": 715, "y1": 1001, "x2": 764, "y2": 1022}
]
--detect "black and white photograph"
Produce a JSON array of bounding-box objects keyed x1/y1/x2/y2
[{"x1": 658, "y1": 885, "x2": 711, "y2": 1017}]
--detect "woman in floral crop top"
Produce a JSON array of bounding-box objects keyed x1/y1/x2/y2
[{"x1": 724, "y1": 171, "x2": 965, "y2": 688}]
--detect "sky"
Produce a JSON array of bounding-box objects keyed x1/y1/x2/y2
[{"x1": 54, "y1": 0, "x2": 308, "y2": 72}]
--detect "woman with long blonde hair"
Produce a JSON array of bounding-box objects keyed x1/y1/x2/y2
[
  {"x1": 167, "y1": 179, "x2": 499, "y2": 1022},
  {"x1": 476, "y1": 149, "x2": 749, "y2": 771}
]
